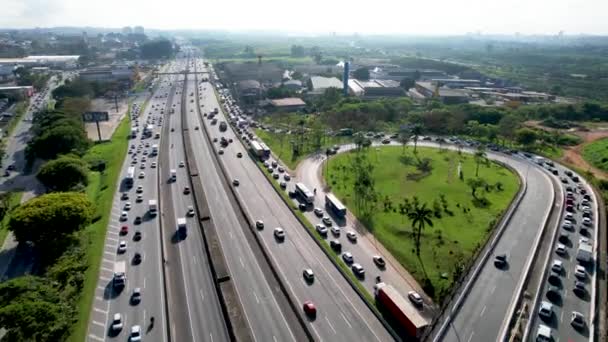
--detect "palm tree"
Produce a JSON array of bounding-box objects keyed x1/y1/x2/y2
[
  {"x1": 411, "y1": 124, "x2": 423, "y2": 154},
  {"x1": 398, "y1": 130, "x2": 409, "y2": 154},
  {"x1": 407, "y1": 202, "x2": 434, "y2": 258},
  {"x1": 474, "y1": 146, "x2": 487, "y2": 177}
]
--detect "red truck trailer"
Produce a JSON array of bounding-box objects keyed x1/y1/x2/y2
[{"x1": 374, "y1": 282, "x2": 429, "y2": 338}]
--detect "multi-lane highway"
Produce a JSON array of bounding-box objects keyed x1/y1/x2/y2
[{"x1": 194, "y1": 56, "x2": 394, "y2": 341}]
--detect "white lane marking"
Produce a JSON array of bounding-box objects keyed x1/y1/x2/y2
[
  {"x1": 489, "y1": 285, "x2": 496, "y2": 295},
  {"x1": 143, "y1": 277, "x2": 146, "y2": 289},
  {"x1": 210, "y1": 333, "x2": 214, "y2": 342},
  {"x1": 107, "y1": 231, "x2": 118, "y2": 236},
  {"x1": 273, "y1": 336, "x2": 278, "y2": 342},
  {"x1": 229, "y1": 231, "x2": 234, "y2": 239},
  {"x1": 325, "y1": 315, "x2": 337, "y2": 334},
  {"x1": 107, "y1": 237, "x2": 118, "y2": 243},
  {"x1": 560, "y1": 310, "x2": 564, "y2": 323},
  {"x1": 239, "y1": 257, "x2": 245, "y2": 268},
  {"x1": 467, "y1": 331, "x2": 474, "y2": 342},
  {"x1": 102, "y1": 259, "x2": 113, "y2": 265},
  {"x1": 103, "y1": 251, "x2": 114, "y2": 257},
  {"x1": 101, "y1": 267, "x2": 113, "y2": 273},
  {"x1": 88, "y1": 334, "x2": 105, "y2": 341},
  {"x1": 341, "y1": 313, "x2": 352, "y2": 328},
  {"x1": 253, "y1": 291, "x2": 259, "y2": 304},
  {"x1": 193, "y1": 256, "x2": 197, "y2": 265},
  {"x1": 99, "y1": 276, "x2": 111, "y2": 282},
  {"x1": 92, "y1": 320, "x2": 105, "y2": 328},
  {"x1": 93, "y1": 307, "x2": 107, "y2": 314},
  {"x1": 309, "y1": 324, "x2": 323, "y2": 342},
  {"x1": 95, "y1": 296, "x2": 104, "y2": 301},
  {"x1": 200, "y1": 288, "x2": 205, "y2": 301}
]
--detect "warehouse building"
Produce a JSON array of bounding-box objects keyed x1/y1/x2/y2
[
  {"x1": 307, "y1": 76, "x2": 343, "y2": 96},
  {"x1": 348, "y1": 79, "x2": 404, "y2": 98}
]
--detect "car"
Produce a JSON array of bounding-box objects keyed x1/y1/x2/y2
[
  {"x1": 271, "y1": 161, "x2": 278, "y2": 168},
  {"x1": 573, "y1": 281, "x2": 586, "y2": 297},
  {"x1": 313, "y1": 208, "x2": 324, "y2": 217},
  {"x1": 373, "y1": 255, "x2": 386, "y2": 268},
  {"x1": 346, "y1": 231, "x2": 357, "y2": 242},
  {"x1": 273, "y1": 173, "x2": 280, "y2": 179},
  {"x1": 330, "y1": 239, "x2": 342, "y2": 252},
  {"x1": 111, "y1": 313, "x2": 124, "y2": 332},
  {"x1": 214, "y1": 137, "x2": 219, "y2": 143},
  {"x1": 237, "y1": 152, "x2": 243, "y2": 158},
  {"x1": 140, "y1": 162, "x2": 146, "y2": 169},
  {"x1": 564, "y1": 212, "x2": 574, "y2": 221},
  {"x1": 124, "y1": 201, "x2": 132, "y2": 210},
  {"x1": 218, "y1": 149, "x2": 224, "y2": 155},
  {"x1": 120, "y1": 225, "x2": 129, "y2": 235},
  {"x1": 303, "y1": 269, "x2": 314, "y2": 282},
  {"x1": 548, "y1": 273, "x2": 561, "y2": 286},
  {"x1": 303, "y1": 301, "x2": 316, "y2": 317},
  {"x1": 574, "y1": 265, "x2": 587, "y2": 280},
  {"x1": 555, "y1": 243, "x2": 567, "y2": 256},
  {"x1": 136, "y1": 185, "x2": 143, "y2": 193},
  {"x1": 494, "y1": 254, "x2": 508, "y2": 268},
  {"x1": 571, "y1": 311, "x2": 586, "y2": 330},
  {"x1": 121, "y1": 193, "x2": 129, "y2": 200},
  {"x1": 342, "y1": 252, "x2": 354, "y2": 264},
  {"x1": 136, "y1": 194, "x2": 143, "y2": 202},
  {"x1": 120, "y1": 211, "x2": 129, "y2": 221},
  {"x1": 351, "y1": 263, "x2": 365, "y2": 277},
  {"x1": 551, "y1": 260, "x2": 563, "y2": 274},
  {"x1": 278, "y1": 166, "x2": 285, "y2": 173},
  {"x1": 322, "y1": 216, "x2": 332, "y2": 226},
  {"x1": 133, "y1": 252, "x2": 142, "y2": 265},
  {"x1": 130, "y1": 325, "x2": 142, "y2": 341},
  {"x1": 538, "y1": 301, "x2": 553, "y2": 320},
  {"x1": 284, "y1": 174, "x2": 291, "y2": 181},
  {"x1": 558, "y1": 232, "x2": 570, "y2": 244},
  {"x1": 183, "y1": 186, "x2": 191, "y2": 194},
  {"x1": 274, "y1": 227, "x2": 285, "y2": 240},
  {"x1": 138, "y1": 171, "x2": 145, "y2": 179},
  {"x1": 232, "y1": 178, "x2": 240, "y2": 186},
  {"x1": 546, "y1": 286, "x2": 561, "y2": 303},
  {"x1": 562, "y1": 221, "x2": 574, "y2": 231},
  {"x1": 179, "y1": 161, "x2": 185, "y2": 167},
  {"x1": 316, "y1": 224, "x2": 328, "y2": 236},
  {"x1": 255, "y1": 220, "x2": 265, "y2": 229},
  {"x1": 133, "y1": 231, "x2": 142, "y2": 241},
  {"x1": 131, "y1": 288, "x2": 142, "y2": 304},
  {"x1": 582, "y1": 217, "x2": 592, "y2": 226},
  {"x1": 279, "y1": 181, "x2": 287, "y2": 189},
  {"x1": 408, "y1": 291, "x2": 424, "y2": 308},
  {"x1": 187, "y1": 205, "x2": 195, "y2": 217},
  {"x1": 134, "y1": 216, "x2": 142, "y2": 225},
  {"x1": 330, "y1": 226, "x2": 341, "y2": 236},
  {"x1": 118, "y1": 241, "x2": 127, "y2": 253}
]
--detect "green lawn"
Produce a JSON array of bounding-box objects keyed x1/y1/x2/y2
[
  {"x1": 69, "y1": 113, "x2": 130, "y2": 342},
  {"x1": 255, "y1": 129, "x2": 351, "y2": 169},
  {"x1": 0, "y1": 192, "x2": 23, "y2": 247},
  {"x1": 582, "y1": 138, "x2": 608, "y2": 172},
  {"x1": 324, "y1": 146, "x2": 520, "y2": 300}
]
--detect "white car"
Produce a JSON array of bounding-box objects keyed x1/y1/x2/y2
[
  {"x1": 118, "y1": 241, "x2": 127, "y2": 253},
  {"x1": 574, "y1": 265, "x2": 587, "y2": 280},
  {"x1": 187, "y1": 205, "x2": 195, "y2": 217},
  {"x1": 342, "y1": 252, "x2": 353, "y2": 264},
  {"x1": 255, "y1": 220, "x2": 264, "y2": 229},
  {"x1": 408, "y1": 291, "x2": 423, "y2": 308},
  {"x1": 151, "y1": 162, "x2": 157, "y2": 168},
  {"x1": 346, "y1": 231, "x2": 357, "y2": 242},
  {"x1": 330, "y1": 226, "x2": 341, "y2": 236},
  {"x1": 551, "y1": 260, "x2": 563, "y2": 273},
  {"x1": 120, "y1": 211, "x2": 128, "y2": 221},
  {"x1": 316, "y1": 224, "x2": 328, "y2": 236},
  {"x1": 130, "y1": 325, "x2": 142, "y2": 341},
  {"x1": 124, "y1": 202, "x2": 132, "y2": 211},
  {"x1": 313, "y1": 208, "x2": 324, "y2": 217},
  {"x1": 555, "y1": 243, "x2": 566, "y2": 256},
  {"x1": 111, "y1": 313, "x2": 123, "y2": 331},
  {"x1": 136, "y1": 185, "x2": 143, "y2": 193},
  {"x1": 538, "y1": 301, "x2": 553, "y2": 320},
  {"x1": 274, "y1": 227, "x2": 285, "y2": 240},
  {"x1": 582, "y1": 217, "x2": 592, "y2": 226},
  {"x1": 139, "y1": 171, "x2": 145, "y2": 179},
  {"x1": 179, "y1": 161, "x2": 185, "y2": 167}
]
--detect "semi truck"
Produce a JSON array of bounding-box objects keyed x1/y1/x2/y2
[
  {"x1": 219, "y1": 121, "x2": 227, "y2": 132},
  {"x1": 576, "y1": 242, "x2": 593, "y2": 264},
  {"x1": 148, "y1": 200, "x2": 158, "y2": 216},
  {"x1": 374, "y1": 282, "x2": 428, "y2": 338},
  {"x1": 113, "y1": 261, "x2": 126, "y2": 289}
]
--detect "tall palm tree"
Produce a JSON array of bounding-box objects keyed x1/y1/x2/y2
[
  {"x1": 398, "y1": 129, "x2": 410, "y2": 154},
  {"x1": 474, "y1": 146, "x2": 487, "y2": 177},
  {"x1": 407, "y1": 202, "x2": 434, "y2": 258},
  {"x1": 411, "y1": 124, "x2": 423, "y2": 154}
]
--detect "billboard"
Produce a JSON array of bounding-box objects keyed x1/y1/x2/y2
[{"x1": 82, "y1": 111, "x2": 109, "y2": 122}]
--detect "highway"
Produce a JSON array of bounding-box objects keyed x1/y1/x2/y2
[
  {"x1": 195, "y1": 57, "x2": 394, "y2": 342},
  {"x1": 184, "y1": 59, "x2": 302, "y2": 342},
  {"x1": 87, "y1": 66, "x2": 173, "y2": 342},
  {"x1": 527, "y1": 163, "x2": 598, "y2": 342},
  {"x1": 158, "y1": 65, "x2": 229, "y2": 342}
]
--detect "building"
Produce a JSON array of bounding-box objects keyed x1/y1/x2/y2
[
  {"x1": 269, "y1": 97, "x2": 306, "y2": 112},
  {"x1": 79, "y1": 65, "x2": 134, "y2": 83},
  {"x1": 282, "y1": 79, "x2": 303, "y2": 92},
  {"x1": 0, "y1": 66, "x2": 15, "y2": 82},
  {"x1": 133, "y1": 26, "x2": 145, "y2": 34},
  {"x1": 413, "y1": 81, "x2": 469, "y2": 104},
  {"x1": 0, "y1": 86, "x2": 34, "y2": 98},
  {"x1": 370, "y1": 66, "x2": 447, "y2": 81},
  {"x1": 308, "y1": 76, "x2": 343, "y2": 95},
  {"x1": 0, "y1": 55, "x2": 80, "y2": 69},
  {"x1": 122, "y1": 26, "x2": 133, "y2": 35},
  {"x1": 347, "y1": 79, "x2": 404, "y2": 98},
  {"x1": 431, "y1": 78, "x2": 481, "y2": 88},
  {"x1": 237, "y1": 80, "x2": 262, "y2": 104}
]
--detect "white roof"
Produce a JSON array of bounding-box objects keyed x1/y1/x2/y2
[{"x1": 310, "y1": 76, "x2": 342, "y2": 90}]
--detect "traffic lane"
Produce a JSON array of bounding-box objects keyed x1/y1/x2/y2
[
  {"x1": 200, "y1": 93, "x2": 391, "y2": 341},
  {"x1": 443, "y1": 166, "x2": 552, "y2": 342},
  {"x1": 187, "y1": 91, "x2": 297, "y2": 342}
]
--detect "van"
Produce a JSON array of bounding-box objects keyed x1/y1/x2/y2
[
  {"x1": 170, "y1": 169, "x2": 177, "y2": 182},
  {"x1": 177, "y1": 218, "x2": 187, "y2": 237},
  {"x1": 536, "y1": 324, "x2": 552, "y2": 342}
]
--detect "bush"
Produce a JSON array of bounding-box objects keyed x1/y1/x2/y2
[{"x1": 37, "y1": 156, "x2": 89, "y2": 192}]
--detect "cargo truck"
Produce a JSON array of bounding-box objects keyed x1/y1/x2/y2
[
  {"x1": 374, "y1": 282, "x2": 428, "y2": 338},
  {"x1": 148, "y1": 200, "x2": 158, "y2": 216},
  {"x1": 113, "y1": 261, "x2": 126, "y2": 289},
  {"x1": 576, "y1": 243, "x2": 593, "y2": 264}
]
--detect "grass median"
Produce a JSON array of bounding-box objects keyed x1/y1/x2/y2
[
  {"x1": 324, "y1": 146, "x2": 520, "y2": 301},
  {"x1": 69, "y1": 112, "x2": 130, "y2": 342},
  {"x1": 582, "y1": 137, "x2": 608, "y2": 173}
]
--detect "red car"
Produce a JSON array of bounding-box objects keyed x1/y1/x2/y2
[
  {"x1": 303, "y1": 301, "x2": 316, "y2": 317},
  {"x1": 120, "y1": 226, "x2": 129, "y2": 235}
]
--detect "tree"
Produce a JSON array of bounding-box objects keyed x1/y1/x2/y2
[
  {"x1": 466, "y1": 177, "x2": 487, "y2": 199},
  {"x1": 411, "y1": 124, "x2": 423, "y2": 153},
  {"x1": 498, "y1": 115, "x2": 520, "y2": 145},
  {"x1": 515, "y1": 127, "x2": 538, "y2": 148},
  {"x1": 30, "y1": 125, "x2": 91, "y2": 159},
  {"x1": 350, "y1": 153, "x2": 377, "y2": 216},
  {"x1": 474, "y1": 146, "x2": 487, "y2": 177},
  {"x1": 140, "y1": 39, "x2": 174, "y2": 59},
  {"x1": 353, "y1": 67, "x2": 370, "y2": 80},
  {"x1": 9, "y1": 192, "x2": 94, "y2": 261},
  {"x1": 407, "y1": 202, "x2": 434, "y2": 259},
  {"x1": 37, "y1": 156, "x2": 89, "y2": 191},
  {"x1": 398, "y1": 128, "x2": 410, "y2": 154},
  {"x1": 400, "y1": 77, "x2": 415, "y2": 89},
  {"x1": 290, "y1": 45, "x2": 305, "y2": 57}
]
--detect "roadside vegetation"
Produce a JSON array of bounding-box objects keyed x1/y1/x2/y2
[
  {"x1": 324, "y1": 146, "x2": 519, "y2": 301},
  {"x1": 0, "y1": 192, "x2": 23, "y2": 247},
  {"x1": 582, "y1": 138, "x2": 608, "y2": 173}
]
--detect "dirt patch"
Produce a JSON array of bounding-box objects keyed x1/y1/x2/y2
[{"x1": 85, "y1": 97, "x2": 129, "y2": 141}]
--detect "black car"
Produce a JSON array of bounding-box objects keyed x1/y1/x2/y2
[
  {"x1": 134, "y1": 216, "x2": 142, "y2": 225},
  {"x1": 494, "y1": 254, "x2": 508, "y2": 268},
  {"x1": 551, "y1": 169, "x2": 559, "y2": 176},
  {"x1": 133, "y1": 231, "x2": 142, "y2": 241},
  {"x1": 133, "y1": 252, "x2": 142, "y2": 265},
  {"x1": 558, "y1": 232, "x2": 570, "y2": 244},
  {"x1": 573, "y1": 281, "x2": 586, "y2": 297},
  {"x1": 330, "y1": 240, "x2": 342, "y2": 252},
  {"x1": 121, "y1": 193, "x2": 129, "y2": 200}
]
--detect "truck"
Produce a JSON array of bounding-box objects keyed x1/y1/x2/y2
[
  {"x1": 151, "y1": 144, "x2": 159, "y2": 156},
  {"x1": 130, "y1": 127, "x2": 138, "y2": 139},
  {"x1": 219, "y1": 121, "x2": 227, "y2": 132},
  {"x1": 250, "y1": 140, "x2": 265, "y2": 158},
  {"x1": 148, "y1": 200, "x2": 158, "y2": 216},
  {"x1": 576, "y1": 242, "x2": 593, "y2": 264},
  {"x1": 373, "y1": 282, "x2": 428, "y2": 338},
  {"x1": 113, "y1": 261, "x2": 126, "y2": 289},
  {"x1": 177, "y1": 217, "x2": 187, "y2": 238}
]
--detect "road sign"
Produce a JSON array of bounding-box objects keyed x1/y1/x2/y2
[{"x1": 82, "y1": 111, "x2": 109, "y2": 122}]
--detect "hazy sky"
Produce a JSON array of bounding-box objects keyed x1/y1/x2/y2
[{"x1": 3, "y1": 0, "x2": 608, "y2": 35}]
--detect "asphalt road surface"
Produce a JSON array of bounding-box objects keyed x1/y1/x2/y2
[{"x1": 195, "y1": 58, "x2": 394, "y2": 342}]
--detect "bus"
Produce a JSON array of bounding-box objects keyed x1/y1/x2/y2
[
  {"x1": 295, "y1": 183, "x2": 314, "y2": 204},
  {"x1": 125, "y1": 166, "x2": 135, "y2": 187},
  {"x1": 259, "y1": 142, "x2": 271, "y2": 158},
  {"x1": 251, "y1": 141, "x2": 264, "y2": 158},
  {"x1": 325, "y1": 193, "x2": 347, "y2": 218}
]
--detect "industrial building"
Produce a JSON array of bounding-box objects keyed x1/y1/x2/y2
[
  {"x1": 79, "y1": 65, "x2": 134, "y2": 83},
  {"x1": 370, "y1": 66, "x2": 447, "y2": 81},
  {"x1": 412, "y1": 81, "x2": 469, "y2": 104},
  {"x1": 0, "y1": 55, "x2": 80, "y2": 69},
  {"x1": 347, "y1": 79, "x2": 405, "y2": 98},
  {"x1": 237, "y1": 80, "x2": 262, "y2": 104},
  {"x1": 307, "y1": 76, "x2": 343, "y2": 96},
  {"x1": 268, "y1": 97, "x2": 306, "y2": 112}
]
